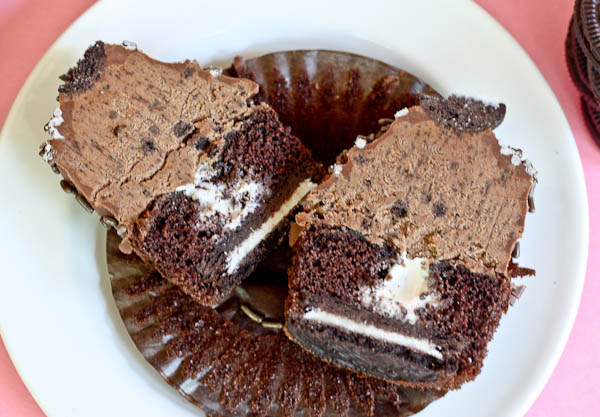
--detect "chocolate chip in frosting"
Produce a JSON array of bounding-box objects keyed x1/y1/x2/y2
[
  {"x1": 391, "y1": 198, "x2": 409, "y2": 218},
  {"x1": 433, "y1": 200, "x2": 447, "y2": 217},
  {"x1": 172, "y1": 120, "x2": 195, "y2": 139},
  {"x1": 141, "y1": 138, "x2": 156, "y2": 152}
]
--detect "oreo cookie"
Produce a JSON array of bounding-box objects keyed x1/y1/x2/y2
[
  {"x1": 567, "y1": 19, "x2": 600, "y2": 110},
  {"x1": 419, "y1": 94, "x2": 506, "y2": 132},
  {"x1": 566, "y1": 1, "x2": 600, "y2": 142},
  {"x1": 588, "y1": 59, "x2": 600, "y2": 101},
  {"x1": 567, "y1": 18, "x2": 593, "y2": 96},
  {"x1": 581, "y1": 97, "x2": 600, "y2": 145},
  {"x1": 580, "y1": 0, "x2": 600, "y2": 65}
]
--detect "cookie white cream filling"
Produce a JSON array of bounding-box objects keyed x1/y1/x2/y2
[
  {"x1": 177, "y1": 163, "x2": 263, "y2": 231},
  {"x1": 394, "y1": 107, "x2": 409, "y2": 118},
  {"x1": 360, "y1": 255, "x2": 438, "y2": 324},
  {"x1": 226, "y1": 179, "x2": 316, "y2": 274},
  {"x1": 354, "y1": 137, "x2": 367, "y2": 149},
  {"x1": 499, "y1": 144, "x2": 538, "y2": 181},
  {"x1": 45, "y1": 107, "x2": 64, "y2": 139},
  {"x1": 303, "y1": 308, "x2": 443, "y2": 360}
]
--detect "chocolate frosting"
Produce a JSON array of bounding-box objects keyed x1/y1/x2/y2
[
  {"x1": 300, "y1": 105, "x2": 534, "y2": 276},
  {"x1": 46, "y1": 43, "x2": 259, "y2": 238}
]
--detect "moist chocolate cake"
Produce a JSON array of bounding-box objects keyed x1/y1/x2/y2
[
  {"x1": 40, "y1": 41, "x2": 320, "y2": 306},
  {"x1": 107, "y1": 229, "x2": 445, "y2": 417},
  {"x1": 285, "y1": 95, "x2": 537, "y2": 390}
]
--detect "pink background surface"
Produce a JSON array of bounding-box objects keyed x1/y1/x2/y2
[{"x1": 0, "y1": 0, "x2": 598, "y2": 415}]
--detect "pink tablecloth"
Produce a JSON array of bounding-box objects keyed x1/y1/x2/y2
[{"x1": 0, "y1": 0, "x2": 598, "y2": 415}]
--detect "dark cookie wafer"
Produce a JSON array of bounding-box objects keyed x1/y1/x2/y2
[
  {"x1": 567, "y1": 17, "x2": 594, "y2": 98},
  {"x1": 573, "y1": 0, "x2": 600, "y2": 71},
  {"x1": 581, "y1": 97, "x2": 600, "y2": 144},
  {"x1": 580, "y1": 0, "x2": 600, "y2": 65},
  {"x1": 419, "y1": 94, "x2": 506, "y2": 132},
  {"x1": 107, "y1": 230, "x2": 445, "y2": 417},
  {"x1": 567, "y1": 0, "x2": 600, "y2": 142},
  {"x1": 588, "y1": 58, "x2": 600, "y2": 100},
  {"x1": 566, "y1": 19, "x2": 600, "y2": 112}
]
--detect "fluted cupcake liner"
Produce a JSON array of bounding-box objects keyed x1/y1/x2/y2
[{"x1": 227, "y1": 50, "x2": 436, "y2": 165}]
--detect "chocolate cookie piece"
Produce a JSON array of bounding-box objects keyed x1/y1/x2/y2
[
  {"x1": 581, "y1": 97, "x2": 600, "y2": 145},
  {"x1": 285, "y1": 98, "x2": 536, "y2": 391},
  {"x1": 40, "y1": 42, "x2": 321, "y2": 306},
  {"x1": 107, "y1": 230, "x2": 445, "y2": 417},
  {"x1": 580, "y1": 0, "x2": 600, "y2": 65},
  {"x1": 566, "y1": 0, "x2": 600, "y2": 142},
  {"x1": 566, "y1": 18, "x2": 598, "y2": 103},
  {"x1": 419, "y1": 94, "x2": 506, "y2": 132}
]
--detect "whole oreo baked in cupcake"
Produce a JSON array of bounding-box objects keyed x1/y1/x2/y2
[{"x1": 285, "y1": 95, "x2": 537, "y2": 390}]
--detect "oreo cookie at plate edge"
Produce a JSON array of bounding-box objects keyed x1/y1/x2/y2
[
  {"x1": 107, "y1": 229, "x2": 445, "y2": 417},
  {"x1": 580, "y1": 0, "x2": 600, "y2": 65},
  {"x1": 567, "y1": 0, "x2": 600, "y2": 141},
  {"x1": 581, "y1": 97, "x2": 600, "y2": 145},
  {"x1": 566, "y1": 17, "x2": 595, "y2": 101}
]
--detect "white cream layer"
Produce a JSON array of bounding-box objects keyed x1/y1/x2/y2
[
  {"x1": 176, "y1": 163, "x2": 263, "y2": 231},
  {"x1": 394, "y1": 107, "x2": 409, "y2": 119},
  {"x1": 226, "y1": 179, "x2": 316, "y2": 274},
  {"x1": 354, "y1": 137, "x2": 367, "y2": 149},
  {"x1": 303, "y1": 308, "x2": 443, "y2": 360},
  {"x1": 45, "y1": 107, "x2": 64, "y2": 139},
  {"x1": 360, "y1": 255, "x2": 438, "y2": 324}
]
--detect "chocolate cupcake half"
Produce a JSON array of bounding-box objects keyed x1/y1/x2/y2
[
  {"x1": 285, "y1": 95, "x2": 537, "y2": 391},
  {"x1": 40, "y1": 41, "x2": 321, "y2": 306}
]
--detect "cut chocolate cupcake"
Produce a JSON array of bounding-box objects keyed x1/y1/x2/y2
[
  {"x1": 285, "y1": 95, "x2": 537, "y2": 390},
  {"x1": 40, "y1": 41, "x2": 321, "y2": 305}
]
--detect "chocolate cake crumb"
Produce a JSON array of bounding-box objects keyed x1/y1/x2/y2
[
  {"x1": 420, "y1": 94, "x2": 506, "y2": 133},
  {"x1": 58, "y1": 41, "x2": 107, "y2": 95},
  {"x1": 141, "y1": 138, "x2": 156, "y2": 152}
]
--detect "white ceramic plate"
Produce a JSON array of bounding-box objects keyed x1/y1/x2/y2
[{"x1": 0, "y1": 0, "x2": 588, "y2": 416}]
